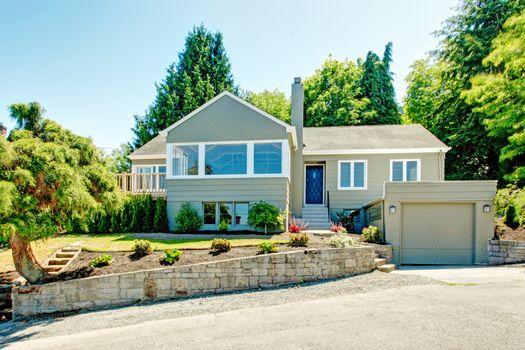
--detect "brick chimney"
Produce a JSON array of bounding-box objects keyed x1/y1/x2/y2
[{"x1": 0, "y1": 123, "x2": 6, "y2": 137}]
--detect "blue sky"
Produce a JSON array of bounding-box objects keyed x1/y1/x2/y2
[{"x1": 0, "y1": 0, "x2": 457, "y2": 150}]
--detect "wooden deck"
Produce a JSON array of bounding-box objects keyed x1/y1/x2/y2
[{"x1": 115, "y1": 173, "x2": 166, "y2": 197}]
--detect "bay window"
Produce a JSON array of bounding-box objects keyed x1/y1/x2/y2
[{"x1": 338, "y1": 160, "x2": 367, "y2": 190}]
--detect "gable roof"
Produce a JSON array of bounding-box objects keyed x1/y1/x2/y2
[
  {"x1": 129, "y1": 133, "x2": 166, "y2": 159},
  {"x1": 302, "y1": 124, "x2": 450, "y2": 155},
  {"x1": 159, "y1": 91, "x2": 297, "y2": 148}
]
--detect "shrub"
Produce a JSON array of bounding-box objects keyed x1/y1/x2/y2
[
  {"x1": 336, "y1": 210, "x2": 360, "y2": 233},
  {"x1": 288, "y1": 217, "x2": 307, "y2": 233},
  {"x1": 330, "y1": 222, "x2": 346, "y2": 233},
  {"x1": 211, "y1": 238, "x2": 231, "y2": 253},
  {"x1": 247, "y1": 201, "x2": 284, "y2": 233},
  {"x1": 153, "y1": 197, "x2": 169, "y2": 232},
  {"x1": 132, "y1": 240, "x2": 152, "y2": 256},
  {"x1": 258, "y1": 241, "x2": 278, "y2": 254},
  {"x1": 110, "y1": 210, "x2": 121, "y2": 233},
  {"x1": 175, "y1": 202, "x2": 202, "y2": 233},
  {"x1": 89, "y1": 254, "x2": 113, "y2": 268},
  {"x1": 504, "y1": 203, "x2": 519, "y2": 228},
  {"x1": 160, "y1": 249, "x2": 182, "y2": 265},
  {"x1": 97, "y1": 211, "x2": 111, "y2": 233},
  {"x1": 218, "y1": 219, "x2": 229, "y2": 232},
  {"x1": 289, "y1": 233, "x2": 309, "y2": 247},
  {"x1": 329, "y1": 233, "x2": 357, "y2": 248},
  {"x1": 120, "y1": 197, "x2": 134, "y2": 232},
  {"x1": 361, "y1": 225, "x2": 384, "y2": 244}
]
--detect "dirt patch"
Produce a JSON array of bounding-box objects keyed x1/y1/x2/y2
[{"x1": 496, "y1": 220, "x2": 525, "y2": 241}]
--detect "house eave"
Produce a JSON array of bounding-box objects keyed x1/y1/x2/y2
[{"x1": 303, "y1": 147, "x2": 451, "y2": 156}]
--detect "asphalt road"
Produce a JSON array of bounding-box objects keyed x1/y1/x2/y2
[{"x1": 3, "y1": 266, "x2": 525, "y2": 350}]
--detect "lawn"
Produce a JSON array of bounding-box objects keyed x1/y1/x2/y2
[{"x1": 0, "y1": 233, "x2": 288, "y2": 272}]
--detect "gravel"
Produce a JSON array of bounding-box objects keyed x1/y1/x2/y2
[{"x1": 1, "y1": 271, "x2": 440, "y2": 343}]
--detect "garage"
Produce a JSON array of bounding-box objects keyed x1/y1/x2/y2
[{"x1": 401, "y1": 203, "x2": 474, "y2": 265}]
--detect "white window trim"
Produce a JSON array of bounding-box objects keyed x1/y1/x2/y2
[
  {"x1": 202, "y1": 201, "x2": 250, "y2": 227},
  {"x1": 166, "y1": 139, "x2": 290, "y2": 179},
  {"x1": 389, "y1": 159, "x2": 421, "y2": 182},
  {"x1": 337, "y1": 160, "x2": 368, "y2": 190}
]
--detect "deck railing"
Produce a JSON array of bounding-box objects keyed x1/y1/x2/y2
[{"x1": 115, "y1": 173, "x2": 167, "y2": 196}]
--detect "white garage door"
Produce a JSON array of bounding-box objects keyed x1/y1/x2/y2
[{"x1": 401, "y1": 203, "x2": 474, "y2": 265}]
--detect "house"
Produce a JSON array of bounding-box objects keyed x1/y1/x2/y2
[{"x1": 126, "y1": 77, "x2": 497, "y2": 266}]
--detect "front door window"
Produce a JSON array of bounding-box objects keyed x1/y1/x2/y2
[{"x1": 305, "y1": 165, "x2": 324, "y2": 205}]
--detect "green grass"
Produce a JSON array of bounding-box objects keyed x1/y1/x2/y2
[{"x1": 0, "y1": 233, "x2": 287, "y2": 272}]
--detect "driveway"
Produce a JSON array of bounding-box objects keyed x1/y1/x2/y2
[{"x1": 2, "y1": 266, "x2": 525, "y2": 350}]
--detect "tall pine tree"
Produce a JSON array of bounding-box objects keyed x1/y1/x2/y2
[
  {"x1": 360, "y1": 42, "x2": 401, "y2": 124},
  {"x1": 132, "y1": 25, "x2": 236, "y2": 148}
]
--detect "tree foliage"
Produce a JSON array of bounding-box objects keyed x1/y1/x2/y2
[
  {"x1": 107, "y1": 143, "x2": 132, "y2": 173},
  {"x1": 360, "y1": 42, "x2": 401, "y2": 124},
  {"x1": 404, "y1": 0, "x2": 525, "y2": 182},
  {"x1": 132, "y1": 24, "x2": 236, "y2": 148},
  {"x1": 303, "y1": 56, "x2": 368, "y2": 127},
  {"x1": 0, "y1": 103, "x2": 124, "y2": 282},
  {"x1": 464, "y1": 12, "x2": 525, "y2": 185},
  {"x1": 243, "y1": 89, "x2": 291, "y2": 123}
]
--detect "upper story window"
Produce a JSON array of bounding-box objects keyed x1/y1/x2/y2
[
  {"x1": 167, "y1": 140, "x2": 288, "y2": 178},
  {"x1": 254, "y1": 142, "x2": 282, "y2": 174},
  {"x1": 338, "y1": 160, "x2": 367, "y2": 190},
  {"x1": 390, "y1": 159, "x2": 421, "y2": 181},
  {"x1": 172, "y1": 145, "x2": 199, "y2": 176},
  {"x1": 205, "y1": 144, "x2": 247, "y2": 175}
]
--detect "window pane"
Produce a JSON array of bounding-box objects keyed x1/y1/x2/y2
[
  {"x1": 205, "y1": 144, "x2": 247, "y2": 175},
  {"x1": 158, "y1": 166, "x2": 166, "y2": 173},
  {"x1": 254, "y1": 143, "x2": 282, "y2": 174},
  {"x1": 203, "y1": 203, "x2": 216, "y2": 225},
  {"x1": 172, "y1": 145, "x2": 199, "y2": 176},
  {"x1": 219, "y1": 203, "x2": 233, "y2": 224},
  {"x1": 234, "y1": 203, "x2": 249, "y2": 226},
  {"x1": 354, "y1": 162, "x2": 365, "y2": 188},
  {"x1": 392, "y1": 161, "x2": 404, "y2": 181},
  {"x1": 340, "y1": 162, "x2": 351, "y2": 188},
  {"x1": 406, "y1": 161, "x2": 418, "y2": 181}
]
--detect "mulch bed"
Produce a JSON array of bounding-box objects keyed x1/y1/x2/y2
[
  {"x1": 496, "y1": 219, "x2": 525, "y2": 241},
  {"x1": 47, "y1": 239, "x2": 334, "y2": 283}
]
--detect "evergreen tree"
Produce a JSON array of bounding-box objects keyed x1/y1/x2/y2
[
  {"x1": 360, "y1": 42, "x2": 401, "y2": 124},
  {"x1": 132, "y1": 25, "x2": 236, "y2": 148}
]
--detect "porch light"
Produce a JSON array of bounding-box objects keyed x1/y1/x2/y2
[
  {"x1": 389, "y1": 205, "x2": 397, "y2": 214},
  {"x1": 483, "y1": 204, "x2": 491, "y2": 213}
]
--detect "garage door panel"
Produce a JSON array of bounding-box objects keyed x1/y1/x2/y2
[
  {"x1": 401, "y1": 203, "x2": 474, "y2": 265},
  {"x1": 401, "y1": 249, "x2": 473, "y2": 265}
]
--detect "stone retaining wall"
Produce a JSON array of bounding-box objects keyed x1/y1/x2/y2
[
  {"x1": 488, "y1": 239, "x2": 525, "y2": 265},
  {"x1": 13, "y1": 246, "x2": 387, "y2": 318}
]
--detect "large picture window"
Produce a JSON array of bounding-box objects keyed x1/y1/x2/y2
[
  {"x1": 172, "y1": 145, "x2": 199, "y2": 176},
  {"x1": 254, "y1": 142, "x2": 282, "y2": 174},
  {"x1": 205, "y1": 144, "x2": 247, "y2": 175},
  {"x1": 338, "y1": 160, "x2": 367, "y2": 190},
  {"x1": 390, "y1": 159, "x2": 421, "y2": 182}
]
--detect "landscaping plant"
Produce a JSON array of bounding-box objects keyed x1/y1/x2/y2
[
  {"x1": 330, "y1": 222, "x2": 346, "y2": 233},
  {"x1": 258, "y1": 241, "x2": 278, "y2": 254},
  {"x1": 0, "y1": 103, "x2": 125, "y2": 283},
  {"x1": 132, "y1": 240, "x2": 153, "y2": 256},
  {"x1": 175, "y1": 202, "x2": 202, "y2": 233},
  {"x1": 336, "y1": 210, "x2": 359, "y2": 233},
  {"x1": 329, "y1": 233, "x2": 357, "y2": 248},
  {"x1": 89, "y1": 254, "x2": 113, "y2": 268},
  {"x1": 211, "y1": 238, "x2": 231, "y2": 253},
  {"x1": 153, "y1": 197, "x2": 169, "y2": 232},
  {"x1": 361, "y1": 225, "x2": 384, "y2": 244},
  {"x1": 218, "y1": 219, "x2": 229, "y2": 232},
  {"x1": 289, "y1": 233, "x2": 309, "y2": 247},
  {"x1": 160, "y1": 249, "x2": 182, "y2": 265},
  {"x1": 288, "y1": 217, "x2": 307, "y2": 233},
  {"x1": 247, "y1": 201, "x2": 284, "y2": 233}
]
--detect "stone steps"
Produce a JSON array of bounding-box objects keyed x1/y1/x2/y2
[
  {"x1": 377, "y1": 264, "x2": 396, "y2": 273},
  {"x1": 42, "y1": 246, "x2": 82, "y2": 275}
]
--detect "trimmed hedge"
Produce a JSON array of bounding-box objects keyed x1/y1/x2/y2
[{"x1": 68, "y1": 194, "x2": 169, "y2": 234}]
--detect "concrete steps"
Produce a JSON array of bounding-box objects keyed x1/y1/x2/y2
[{"x1": 302, "y1": 207, "x2": 330, "y2": 230}]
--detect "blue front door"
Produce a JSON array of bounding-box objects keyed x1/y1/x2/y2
[{"x1": 305, "y1": 165, "x2": 324, "y2": 205}]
